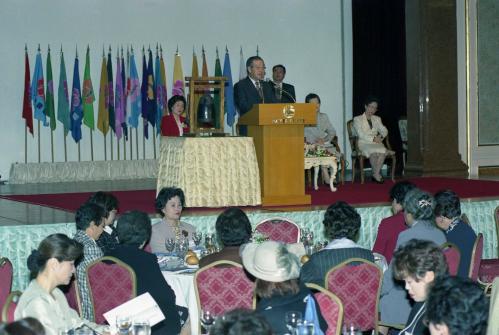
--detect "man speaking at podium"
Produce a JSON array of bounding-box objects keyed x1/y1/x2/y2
[
  {"x1": 271, "y1": 64, "x2": 296, "y2": 103},
  {"x1": 234, "y1": 56, "x2": 276, "y2": 117}
]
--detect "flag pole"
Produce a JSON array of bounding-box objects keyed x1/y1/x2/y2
[
  {"x1": 117, "y1": 134, "x2": 120, "y2": 160},
  {"x1": 123, "y1": 136, "x2": 126, "y2": 160},
  {"x1": 110, "y1": 133, "x2": 114, "y2": 160},
  {"x1": 64, "y1": 131, "x2": 67, "y2": 162},
  {"x1": 153, "y1": 133, "x2": 156, "y2": 159},
  {"x1": 78, "y1": 142, "x2": 81, "y2": 162},
  {"x1": 142, "y1": 121, "x2": 146, "y2": 160},
  {"x1": 136, "y1": 128, "x2": 139, "y2": 160},
  {"x1": 50, "y1": 130, "x2": 54, "y2": 162},
  {"x1": 37, "y1": 120, "x2": 41, "y2": 163},
  {"x1": 25, "y1": 127, "x2": 27, "y2": 163},
  {"x1": 129, "y1": 129, "x2": 133, "y2": 160},
  {"x1": 103, "y1": 133, "x2": 107, "y2": 160},
  {"x1": 90, "y1": 128, "x2": 94, "y2": 161}
]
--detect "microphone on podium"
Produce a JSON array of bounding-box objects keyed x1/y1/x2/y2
[{"x1": 265, "y1": 78, "x2": 296, "y2": 103}]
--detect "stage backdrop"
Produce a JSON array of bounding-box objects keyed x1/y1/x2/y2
[{"x1": 0, "y1": 0, "x2": 353, "y2": 180}]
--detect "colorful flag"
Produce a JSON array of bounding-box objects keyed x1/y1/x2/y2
[
  {"x1": 160, "y1": 49, "x2": 168, "y2": 113},
  {"x1": 115, "y1": 53, "x2": 124, "y2": 139},
  {"x1": 201, "y1": 47, "x2": 208, "y2": 78},
  {"x1": 57, "y1": 49, "x2": 70, "y2": 135},
  {"x1": 82, "y1": 46, "x2": 95, "y2": 130},
  {"x1": 239, "y1": 47, "x2": 246, "y2": 80},
  {"x1": 97, "y1": 53, "x2": 109, "y2": 135},
  {"x1": 70, "y1": 54, "x2": 83, "y2": 142},
  {"x1": 107, "y1": 49, "x2": 115, "y2": 134},
  {"x1": 32, "y1": 50, "x2": 47, "y2": 126},
  {"x1": 141, "y1": 49, "x2": 156, "y2": 138},
  {"x1": 121, "y1": 50, "x2": 128, "y2": 140},
  {"x1": 22, "y1": 48, "x2": 33, "y2": 135},
  {"x1": 191, "y1": 49, "x2": 200, "y2": 118},
  {"x1": 155, "y1": 49, "x2": 167, "y2": 135},
  {"x1": 172, "y1": 50, "x2": 184, "y2": 96},
  {"x1": 127, "y1": 50, "x2": 141, "y2": 128},
  {"x1": 45, "y1": 48, "x2": 56, "y2": 131},
  {"x1": 213, "y1": 49, "x2": 222, "y2": 129},
  {"x1": 223, "y1": 49, "x2": 236, "y2": 127}
]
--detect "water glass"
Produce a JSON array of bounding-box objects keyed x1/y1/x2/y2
[
  {"x1": 285, "y1": 311, "x2": 302, "y2": 333},
  {"x1": 342, "y1": 324, "x2": 362, "y2": 335},
  {"x1": 132, "y1": 318, "x2": 151, "y2": 335},
  {"x1": 176, "y1": 238, "x2": 189, "y2": 260},
  {"x1": 295, "y1": 321, "x2": 315, "y2": 335},
  {"x1": 116, "y1": 315, "x2": 132, "y2": 335},
  {"x1": 193, "y1": 232, "x2": 203, "y2": 247},
  {"x1": 165, "y1": 238, "x2": 175, "y2": 253},
  {"x1": 200, "y1": 309, "x2": 215, "y2": 332}
]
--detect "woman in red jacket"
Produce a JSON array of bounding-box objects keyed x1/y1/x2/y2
[{"x1": 161, "y1": 95, "x2": 190, "y2": 136}]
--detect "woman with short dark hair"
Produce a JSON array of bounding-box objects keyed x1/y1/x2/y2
[{"x1": 161, "y1": 95, "x2": 189, "y2": 136}]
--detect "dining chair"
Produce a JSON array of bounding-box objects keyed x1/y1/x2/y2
[
  {"x1": 61, "y1": 276, "x2": 82, "y2": 316},
  {"x1": 254, "y1": 217, "x2": 300, "y2": 243},
  {"x1": 325, "y1": 258, "x2": 382, "y2": 334},
  {"x1": 0, "y1": 257, "x2": 13, "y2": 314},
  {"x1": 1, "y1": 291, "x2": 21, "y2": 322},
  {"x1": 86, "y1": 256, "x2": 137, "y2": 324},
  {"x1": 305, "y1": 283, "x2": 344, "y2": 335},
  {"x1": 194, "y1": 260, "x2": 254, "y2": 318},
  {"x1": 469, "y1": 233, "x2": 484, "y2": 281},
  {"x1": 441, "y1": 242, "x2": 461, "y2": 276}
]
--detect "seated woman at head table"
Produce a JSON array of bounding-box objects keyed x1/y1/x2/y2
[
  {"x1": 149, "y1": 187, "x2": 196, "y2": 254},
  {"x1": 353, "y1": 95, "x2": 394, "y2": 184}
]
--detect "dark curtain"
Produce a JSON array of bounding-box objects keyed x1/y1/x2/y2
[{"x1": 352, "y1": 0, "x2": 406, "y2": 174}]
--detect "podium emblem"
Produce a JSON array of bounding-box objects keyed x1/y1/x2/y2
[{"x1": 282, "y1": 104, "x2": 296, "y2": 119}]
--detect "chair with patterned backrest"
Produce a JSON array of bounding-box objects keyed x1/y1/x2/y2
[
  {"x1": 441, "y1": 242, "x2": 461, "y2": 276},
  {"x1": 1, "y1": 291, "x2": 22, "y2": 322},
  {"x1": 194, "y1": 260, "x2": 255, "y2": 322},
  {"x1": 62, "y1": 277, "x2": 82, "y2": 316},
  {"x1": 86, "y1": 256, "x2": 137, "y2": 324},
  {"x1": 0, "y1": 257, "x2": 13, "y2": 314},
  {"x1": 495, "y1": 206, "x2": 499, "y2": 256},
  {"x1": 254, "y1": 217, "x2": 300, "y2": 243},
  {"x1": 469, "y1": 233, "x2": 484, "y2": 281},
  {"x1": 325, "y1": 258, "x2": 382, "y2": 334},
  {"x1": 347, "y1": 120, "x2": 396, "y2": 184},
  {"x1": 305, "y1": 283, "x2": 344, "y2": 335}
]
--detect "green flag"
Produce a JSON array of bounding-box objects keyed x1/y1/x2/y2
[
  {"x1": 46, "y1": 48, "x2": 56, "y2": 130},
  {"x1": 82, "y1": 46, "x2": 95, "y2": 129},
  {"x1": 213, "y1": 50, "x2": 222, "y2": 129},
  {"x1": 57, "y1": 50, "x2": 70, "y2": 135}
]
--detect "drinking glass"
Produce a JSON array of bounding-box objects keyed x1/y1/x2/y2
[
  {"x1": 116, "y1": 315, "x2": 132, "y2": 335},
  {"x1": 284, "y1": 311, "x2": 302, "y2": 333},
  {"x1": 295, "y1": 321, "x2": 315, "y2": 335},
  {"x1": 177, "y1": 238, "x2": 189, "y2": 261},
  {"x1": 192, "y1": 232, "x2": 203, "y2": 247},
  {"x1": 132, "y1": 318, "x2": 151, "y2": 335},
  {"x1": 165, "y1": 238, "x2": 175, "y2": 254},
  {"x1": 200, "y1": 309, "x2": 215, "y2": 333},
  {"x1": 342, "y1": 324, "x2": 362, "y2": 335}
]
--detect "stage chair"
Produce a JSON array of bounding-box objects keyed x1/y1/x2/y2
[
  {"x1": 194, "y1": 260, "x2": 254, "y2": 322},
  {"x1": 1, "y1": 291, "x2": 21, "y2": 322},
  {"x1": 86, "y1": 256, "x2": 137, "y2": 324},
  {"x1": 0, "y1": 257, "x2": 13, "y2": 314},
  {"x1": 254, "y1": 217, "x2": 300, "y2": 243},
  {"x1": 441, "y1": 242, "x2": 461, "y2": 276},
  {"x1": 347, "y1": 120, "x2": 396, "y2": 184},
  {"x1": 478, "y1": 259, "x2": 499, "y2": 296},
  {"x1": 325, "y1": 258, "x2": 382, "y2": 334},
  {"x1": 305, "y1": 283, "x2": 344, "y2": 335},
  {"x1": 62, "y1": 277, "x2": 82, "y2": 316},
  {"x1": 469, "y1": 233, "x2": 484, "y2": 281}
]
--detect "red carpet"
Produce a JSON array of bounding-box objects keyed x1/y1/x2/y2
[{"x1": 2, "y1": 177, "x2": 499, "y2": 214}]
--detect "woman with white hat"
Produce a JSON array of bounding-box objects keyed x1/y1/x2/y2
[{"x1": 241, "y1": 241, "x2": 327, "y2": 335}]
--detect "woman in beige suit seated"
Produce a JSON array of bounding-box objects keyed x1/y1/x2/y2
[{"x1": 353, "y1": 96, "x2": 392, "y2": 184}]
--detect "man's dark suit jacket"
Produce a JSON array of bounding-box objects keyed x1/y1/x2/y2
[
  {"x1": 271, "y1": 81, "x2": 296, "y2": 103},
  {"x1": 107, "y1": 245, "x2": 182, "y2": 335},
  {"x1": 234, "y1": 77, "x2": 276, "y2": 116}
]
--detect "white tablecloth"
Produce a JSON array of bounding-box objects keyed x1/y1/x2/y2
[{"x1": 162, "y1": 271, "x2": 199, "y2": 335}]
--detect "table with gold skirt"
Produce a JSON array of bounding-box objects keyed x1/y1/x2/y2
[{"x1": 157, "y1": 137, "x2": 262, "y2": 207}]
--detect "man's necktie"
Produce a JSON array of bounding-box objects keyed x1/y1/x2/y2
[{"x1": 255, "y1": 81, "x2": 264, "y2": 101}]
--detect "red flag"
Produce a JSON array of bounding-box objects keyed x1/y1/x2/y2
[{"x1": 22, "y1": 48, "x2": 33, "y2": 135}]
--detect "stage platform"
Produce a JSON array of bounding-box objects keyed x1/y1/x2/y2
[{"x1": 1, "y1": 177, "x2": 498, "y2": 291}]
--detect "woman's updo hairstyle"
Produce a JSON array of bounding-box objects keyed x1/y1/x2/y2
[
  {"x1": 27, "y1": 234, "x2": 83, "y2": 279},
  {"x1": 403, "y1": 188, "x2": 435, "y2": 221}
]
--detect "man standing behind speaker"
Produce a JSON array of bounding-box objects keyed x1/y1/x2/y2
[{"x1": 271, "y1": 64, "x2": 296, "y2": 103}]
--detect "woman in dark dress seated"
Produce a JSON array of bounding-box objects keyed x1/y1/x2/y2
[{"x1": 106, "y1": 210, "x2": 189, "y2": 335}]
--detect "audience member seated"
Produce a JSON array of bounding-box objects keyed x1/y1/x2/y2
[
  {"x1": 304, "y1": 93, "x2": 342, "y2": 184},
  {"x1": 353, "y1": 95, "x2": 393, "y2": 184},
  {"x1": 0, "y1": 317, "x2": 45, "y2": 335},
  {"x1": 210, "y1": 309, "x2": 272, "y2": 335},
  {"x1": 161, "y1": 95, "x2": 190, "y2": 136},
  {"x1": 73, "y1": 203, "x2": 106, "y2": 321},
  {"x1": 300, "y1": 201, "x2": 374, "y2": 286},
  {"x1": 199, "y1": 208, "x2": 252, "y2": 268},
  {"x1": 87, "y1": 191, "x2": 119, "y2": 254},
  {"x1": 106, "y1": 211, "x2": 187, "y2": 335},
  {"x1": 392, "y1": 239, "x2": 449, "y2": 335},
  {"x1": 372, "y1": 181, "x2": 416, "y2": 263},
  {"x1": 15, "y1": 234, "x2": 104, "y2": 335},
  {"x1": 426, "y1": 276, "x2": 489, "y2": 335},
  {"x1": 241, "y1": 241, "x2": 326, "y2": 335},
  {"x1": 434, "y1": 189, "x2": 477, "y2": 278},
  {"x1": 150, "y1": 187, "x2": 196, "y2": 253},
  {"x1": 379, "y1": 188, "x2": 446, "y2": 329}
]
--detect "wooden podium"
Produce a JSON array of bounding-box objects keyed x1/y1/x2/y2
[{"x1": 238, "y1": 103, "x2": 316, "y2": 206}]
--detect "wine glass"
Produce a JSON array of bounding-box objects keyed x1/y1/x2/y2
[
  {"x1": 295, "y1": 321, "x2": 315, "y2": 335},
  {"x1": 192, "y1": 232, "x2": 203, "y2": 247},
  {"x1": 200, "y1": 309, "x2": 215, "y2": 333},
  {"x1": 284, "y1": 311, "x2": 302, "y2": 333},
  {"x1": 177, "y1": 238, "x2": 189, "y2": 261},
  {"x1": 165, "y1": 238, "x2": 175, "y2": 254},
  {"x1": 116, "y1": 315, "x2": 131, "y2": 335},
  {"x1": 132, "y1": 318, "x2": 151, "y2": 335}
]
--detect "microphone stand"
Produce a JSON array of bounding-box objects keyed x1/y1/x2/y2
[{"x1": 267, "y1": 79, "x2": 296, "y2": 103}]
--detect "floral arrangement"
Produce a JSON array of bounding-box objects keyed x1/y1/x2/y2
[
  {"x1": 305, "y1": 144, "x2": 332, "y2": 158},
  {"x1": 251, "y1": 230, "x2": 269, "y2": 244}
]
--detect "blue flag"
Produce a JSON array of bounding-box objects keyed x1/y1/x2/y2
[
  {"x1": 223, "y1": 50, "x2": 236, "y2": 127},
  {"x1": 141, "y1": 49, "x2": 156, "y2": 139},
  {"x1": 70, "y1": 56, "x2": 83, "y2": 142},
  {"x1": 127, "y1": 53, "x2": 141, "y2": 128},
  {"x1": 32, "y1": 51, "x2": 48, "y2": 126}
]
